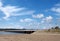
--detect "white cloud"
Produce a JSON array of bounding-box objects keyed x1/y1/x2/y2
[
  {"x1": 51, "y1": 3, "x2": 60, "y2": 13},
  {"x1": 15, "y1": 25, "x2": 24, "y2": 29},
  {"x1": 51, "y1": 7, "x2": 60, "y2": 13},
  {"x1": 0, "y1": 1, "x2": 35, "y2": 20},
  {"x1": 45, "y1": 16, "x2": 53, "y2": 22},
  {"x1": 0, "y1": 1, "x2": 3, "y2": 7},
  {"x1": 32, "y1": 14, "x2": 44, "y2": 18},
  {"x1": 41, "y1": 16, "x2": 53, "y2": 23},
  {"x1": 15, "y1": 10, "x2": 35, "y2": 16},
  {"x1": 51, "y1": 3, "x2": 60, "y2": 16},
  {"x1": 45, "y1": 3, "x2": 60, "y2": 16},
  {"x1": 2, "y1": 25, "x2": 24, "y2": 29},
  {"x1": 1, "y1": 6, "x2": 25, "y2": 19},
  {"x1": 20, "y1": 18, "x2": 33, "y2": 22}
]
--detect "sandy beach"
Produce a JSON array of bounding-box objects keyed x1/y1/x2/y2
[{"x1": 0, "y1": 32, "x2": 60, "y2": 41}]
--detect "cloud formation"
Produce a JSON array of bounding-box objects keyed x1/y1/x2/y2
[
  {"x1": 45, "y1": 3, "x2": 60, "y2": 16},
  {"x1": 0, "y1": 1, "x2": 35, "y2": 20},
  {"x1": 32, "y1": 14, "x2": 44, "y2": 18},
  {"x1": 20, "y1": 18, "x2": 33, "y2": 22},
  {"x1": 1, "y1": 6, "x2": 25, "y2": 20},
  {"x1": 41, "y1": 16, "x2": 53, "y2": 23},
  {"x1": 45, "y1": 16, "x2": 53, "y2": 22},
  {"x1": 50, "y1": 3, "x2": 60, "y2": 16},
  {"x1": 51, "y1": 7, "x2": 60, "y2": 13}
]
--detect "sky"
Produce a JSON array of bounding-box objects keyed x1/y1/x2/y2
[{"x1": 0, "y1": 0, "x2": 60, "y2": 29}]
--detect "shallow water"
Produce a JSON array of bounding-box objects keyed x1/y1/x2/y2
[{"x1": 0, "y1": 31, "x2": 21, "y2": 35}]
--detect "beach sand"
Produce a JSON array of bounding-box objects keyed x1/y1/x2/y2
[{"x1": 0, "y1": 32, "x2": 60, "y2": 41}]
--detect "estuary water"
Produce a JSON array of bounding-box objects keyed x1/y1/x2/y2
[{"x1": 0, "y1": 31, "x2": 20, "y2": 35}]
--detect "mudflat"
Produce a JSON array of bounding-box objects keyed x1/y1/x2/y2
[{"x1": 0, "y1": 32, "x2": 60, "y2": 41}]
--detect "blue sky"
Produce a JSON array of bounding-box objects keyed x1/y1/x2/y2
[{"x1": 0, "y1": 0, "x2": 60, "y2": 29}]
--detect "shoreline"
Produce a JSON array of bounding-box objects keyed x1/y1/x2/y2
[{"x1": 0, "y1": 32, "x2": 60, "y2": 41}]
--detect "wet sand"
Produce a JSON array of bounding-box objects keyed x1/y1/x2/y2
[{"x1": 0, "y1": 32, "x2": 60, "y2": 41}]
